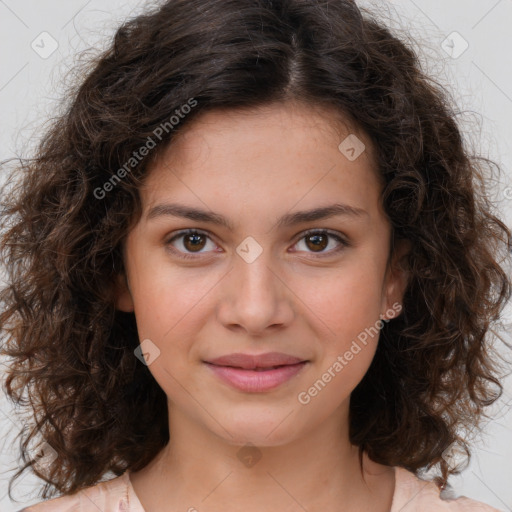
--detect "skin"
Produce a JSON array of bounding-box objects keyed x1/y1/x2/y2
[{"x1": 115, "y1": 100, "x2": 410, "y2": 512}]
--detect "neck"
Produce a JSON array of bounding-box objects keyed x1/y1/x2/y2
[{"x1": 129, "y1": 401, "x2": 395, "y2": 512}]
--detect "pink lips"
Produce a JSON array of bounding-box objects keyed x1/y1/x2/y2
[{"x1": 204, "y1": 352, "x2": 308, "y2": 392}]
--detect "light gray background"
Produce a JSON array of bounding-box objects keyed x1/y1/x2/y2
[{"x1": 1, "y1": 0, "x2": 511, "y2": 510}]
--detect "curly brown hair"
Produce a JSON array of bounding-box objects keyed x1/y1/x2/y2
[{"x1": 1, "y1": 0, "x2": 511, "y2": 502}]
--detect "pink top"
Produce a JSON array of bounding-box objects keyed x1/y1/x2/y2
[{"x1": 20, "y1": 466, "x2": 504, "y2": 511}]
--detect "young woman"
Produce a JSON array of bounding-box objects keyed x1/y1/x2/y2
[{"x1": 1, "y1": 0, "x2": 510, "y2": 511}]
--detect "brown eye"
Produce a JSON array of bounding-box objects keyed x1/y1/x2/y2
[
  {"x1": 165, "y1": 229, "x2": 218, "y2": 259},
  {"x1": 293, "y1": 229, "x2": 349, "y2": 257},
  {"x1": 305, "y1": 233, "x2": 328, "y2": 252},
  {"x1": 183, "y1": 232, "x2": 207, "y2": 252}
]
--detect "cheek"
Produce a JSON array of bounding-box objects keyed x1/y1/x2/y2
[
  {"x1": 297, "y1": 343, "x2": 376, "y2": 419},
  {"x1": 128, "y1": 264, "x2": 225, "y2": 394},
  {"x1": 294, "y1": 263, "x2": 384, "y2": 402},
  {"x1": 128, "y1": 275, "x2": 210, "y2": 399},
  {"x1": 126, "y1": 239, "x2": 214, "y2": 340},
  {"x1": 302, "y1": 264, "x2": 384, "y2": 345},
  {"x1": 297, "y1": 280, "x2": 382, "y2": 412}
]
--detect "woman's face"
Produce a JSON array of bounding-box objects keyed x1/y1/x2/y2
[{"x1": 115, "y1": 101, "x2": 408, "y2": 447}]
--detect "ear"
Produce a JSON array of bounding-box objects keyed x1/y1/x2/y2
[
  {"x1": 381, "y1": 238, "x2": 411, "y2": 321},
  {"x1": 113, "y1": 272, "x2": 135, "y2": 312}
]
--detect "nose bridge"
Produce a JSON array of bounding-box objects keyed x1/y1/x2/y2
[
  {"x1": 218, "y1": 238, "x2": 292, "y2": 334},
  {"x1": 234, "y1": 242, "x2": 279, "y2": 306}
]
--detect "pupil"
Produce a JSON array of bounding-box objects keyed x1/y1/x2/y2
[
  {"x1": 307, "y1": 234, "x2": 327, "y2": 252},
  {"x1": 185, "y1": 233, "x2": 205, "y2": 252}
]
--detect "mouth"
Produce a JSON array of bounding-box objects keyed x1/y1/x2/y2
[
  {"x1": 204, "y1": 351, "x2": 307, "y2": 369},
  {"x1": 203, "y1": 359, "x2": 309, "y2": 392}
]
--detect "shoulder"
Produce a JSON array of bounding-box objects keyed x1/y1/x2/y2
[
  {"x1": 18, "y1": 472, "x2": 144, "y2": 512},
  {"x1": 391, "y1": 466, "x2": 504, "y2": 511}
]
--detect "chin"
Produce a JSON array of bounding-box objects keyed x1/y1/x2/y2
[{"x1": 213, "y1": 411, "x2": 304, "y2": 448}]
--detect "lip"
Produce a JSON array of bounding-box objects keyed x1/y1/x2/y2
[
  {"x1": 206, "y1": 352, "x2": 306, "y2": 369},
  {"x1": 203, "y1": 352, "x2": 309, "y2": 392}
]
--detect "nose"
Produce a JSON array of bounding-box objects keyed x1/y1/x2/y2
[{"x1": 216, "y1": 250, "x2": 295, "y2": 336}]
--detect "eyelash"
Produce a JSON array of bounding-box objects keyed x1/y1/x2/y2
[{"x1": 164, "y1": 228, "x2": 350, "y2": 260}]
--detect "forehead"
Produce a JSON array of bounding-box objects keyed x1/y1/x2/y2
[
  {"x1": 140, "y1": 101, "x2": 384, "y2": 225},
  {"x1": 152, "y1": 100, "x2": 377, "y2": 171}
]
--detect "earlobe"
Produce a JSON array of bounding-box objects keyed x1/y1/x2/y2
[{"x1": 114, "y1": 273, "x2": 135, "y2": 312}]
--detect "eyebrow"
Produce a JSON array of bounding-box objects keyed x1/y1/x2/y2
[{"x1": 145, "y1": 202, "x2": 368, "y2": 230}]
